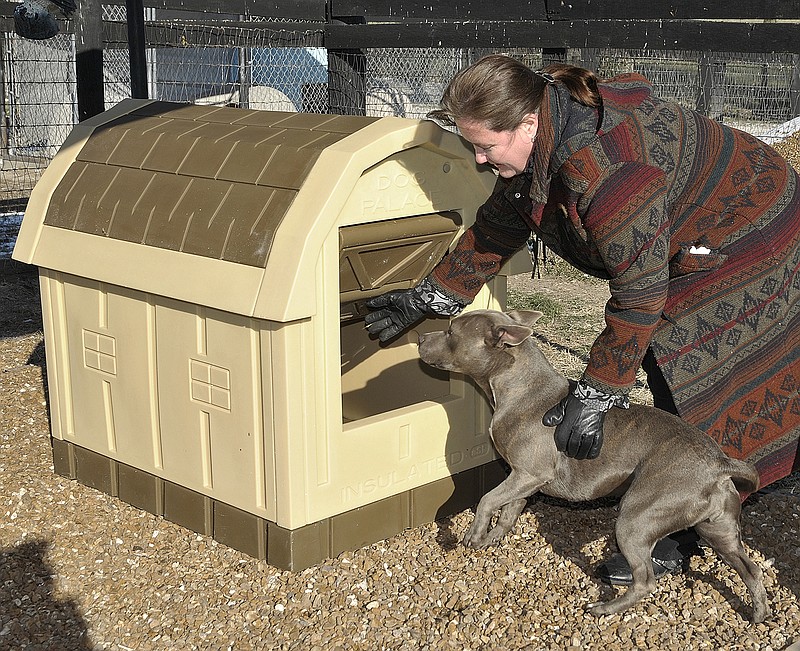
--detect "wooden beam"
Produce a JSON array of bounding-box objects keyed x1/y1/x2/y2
[
  {"x1": 113, "y1": 0, "x2": 327, "y2": 20},
  {"x1": 101, "y1": 20, "x2": 324, "y2": 48},
  {"x1": 75, "y1": 0, "x2": 105, "y2": 121},
  {"x1": 544, "y1": 0, "x2": 800, "y2": 20},
  {"x1": 324, "y1": 20, "x2": 800, "y2": 53},
  {"x1": 329, "y1": 0, "x2": 548, "y2": 21},
  {"x1": 329, "y1": 0, "x2": 800, "y2": 21}
]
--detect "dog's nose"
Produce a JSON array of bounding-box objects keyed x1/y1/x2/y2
[{"x1": 412, "y1": 331, "x2": 423, "y2": 345}]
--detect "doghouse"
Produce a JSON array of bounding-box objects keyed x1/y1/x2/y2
[{"x1": 13, "y1": 99, "x2": 528, "y2": 569}]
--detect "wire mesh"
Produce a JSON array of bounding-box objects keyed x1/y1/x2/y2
[
  {"x1": 364, "y1": 47, "x2": 463, "y2": 118},
  {"x1": 1, "y1": 29, "x2": 75, "y2": 210},
  {"x1": 2, "y1": 18, "x2": 800, "y2": 210},
  {"x1": 102, "y1": 20, "x2": 326, "y2": 110},
  {"x1": 593, "y1": 49, "x2": 798, "y2": 139}
]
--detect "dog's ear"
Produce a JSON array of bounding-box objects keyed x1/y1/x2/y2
[
  {"x1": 506, "y1": 310, "x2": 543, "y2": 327},
  {"x1": 492, "y1": 324, "x2": 533, "y2": 347}
]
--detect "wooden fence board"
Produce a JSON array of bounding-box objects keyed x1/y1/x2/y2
[
  {"x1": 324, "y1": 20, "x2": 800, "y2": 53},
  {"x1": 136, "y1": 0, "x2": 325, "y2": 20},
  {"x1": 329, "y1": 0, "x2": 800, "y2": 21}
]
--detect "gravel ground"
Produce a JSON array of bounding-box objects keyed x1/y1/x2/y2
[
  {"x1": 774, "y1": 133, "x2": 800, "y2": 173},
  {"x1": 1, "y1": 269, "x2": 799, "y2": 651}
]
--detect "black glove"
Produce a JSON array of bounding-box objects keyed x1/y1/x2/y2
[
  {"x1": 364, "y1": 278, "x2": 464, "y2": 342},
  {"x1": 364, "y1": 289, "x2": 430, "y2": 342},
  {"x1": 543, "y1": 381, "x2": 629, "y2": 460}
]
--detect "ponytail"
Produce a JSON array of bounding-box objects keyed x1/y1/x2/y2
[{"x1": 540, "y1": 63, "x2": 602, "y2": 108}]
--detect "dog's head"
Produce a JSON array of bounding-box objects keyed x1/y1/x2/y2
[{"x1": 418, "y1": 309, "x2": 542, "y2": 379}]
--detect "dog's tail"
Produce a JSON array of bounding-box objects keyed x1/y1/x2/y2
[{"x1": 724, "y1": 457, "x2": 760, "y2": 495}]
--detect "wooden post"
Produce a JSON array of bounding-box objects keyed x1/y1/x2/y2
[
  {"x1": 126, "y1": 0, "x2": 148, "y2": 99},
  {"x1": 74, "y1": 0, "x2": 105, "y2": 120},
  {"x1": 0, "y1": 32, "x2": 7, "y2": 152},
  {"x1": 327, "y1": 18, "x2": 365, "y2": 116}
]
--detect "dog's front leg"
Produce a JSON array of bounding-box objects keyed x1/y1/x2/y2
[{"x1": 464, "y1": 471, "x2": 544, "y2": 549}]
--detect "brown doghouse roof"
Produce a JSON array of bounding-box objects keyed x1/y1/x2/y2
[
  {"x1": 15, "y1": 98, "x2": 500, "y2": 321},
  {"x1": 41, "y1": 101, "x2": 379, "y2": 268}
]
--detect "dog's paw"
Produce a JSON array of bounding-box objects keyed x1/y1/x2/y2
[
  {"x1": 752, "y1": 602, "x2": 772, "y2": 624},
  {"x1": 462, "y1": 532, "x2": 487, "y2": 549},
  {"x1": 586, "y1": 601, "x2": 608, "y2": 617},
  {"x1": 463, "y1": 527, "x2": 505, "y2": 549}
]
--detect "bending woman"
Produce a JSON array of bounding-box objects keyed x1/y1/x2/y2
[{"x1": 365, "y1": 54, "x2": 800, "y2": 585}]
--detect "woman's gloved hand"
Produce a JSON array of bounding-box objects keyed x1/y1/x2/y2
[
  {"x1": 364, "y1": 289, "x2": 429, "y2": 342},
  {"x1": 542, "y1": 381, "x2": 630, "y2": 460},
  {"x1": 364, "y1": 277, "x2": 464, "y2": 342}
]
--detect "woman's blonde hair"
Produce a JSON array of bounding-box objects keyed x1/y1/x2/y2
[{"x1": 428, "y1": 54, "x2": 602, "y2": 131}]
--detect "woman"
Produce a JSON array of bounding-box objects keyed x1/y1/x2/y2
[{"x1": 364, "y1": 54, "x2": 800, "y2": 584}]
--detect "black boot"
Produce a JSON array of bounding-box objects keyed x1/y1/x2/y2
[{"x1": 595, "y1": 529, "x2": 702, "y2": 586}]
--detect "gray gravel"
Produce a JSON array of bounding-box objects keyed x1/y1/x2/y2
[{"x1": 1, "y1": 272, "x2": 799, "y2": 650}]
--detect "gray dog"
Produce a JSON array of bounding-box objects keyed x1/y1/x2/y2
[{"x1": 417, "y1": 309, "x2": 770, "y2": 622}]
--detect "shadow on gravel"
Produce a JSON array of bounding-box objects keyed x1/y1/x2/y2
[
  {"x1": 0, "y1": 540, "x2": 93, "y2": 649},
  {"x1": 0, "y1": 269, "x2": 42, "y2": 339},
  {"x1": 742, "y1": 488, "x2": 800, "y2": 601},
  {"x1": 1, "y1": 270, "x2": 51, "y2": 424},
  {"x1": 522, "y1": 493, "x2": 621, "y2": 594},
  {"x1": 436, "y1": 478, "x2": 799, "y2": 622},
  {"x1": 526, "y1": 484, "x2": 800, "y2": 616}
]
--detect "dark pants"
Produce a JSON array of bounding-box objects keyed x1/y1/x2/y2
[{"x1": 642, "y1": 348, "x2": 678, "y2": 415}]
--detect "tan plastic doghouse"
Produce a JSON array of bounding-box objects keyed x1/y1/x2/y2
[{"x1": 13, "y1": 99, "x2": 528, "y2": 569}]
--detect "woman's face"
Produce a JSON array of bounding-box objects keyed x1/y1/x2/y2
[{"x1": 456, "y1": 115, "x2": 538, "y2": 178}]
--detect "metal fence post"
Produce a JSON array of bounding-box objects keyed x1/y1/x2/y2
[
  {"x1": 239, "y1": 27, "x2": 251, "y2": 109},
  {"x1": 697, "y1": 54, "x2": 725, "y2": 120}
]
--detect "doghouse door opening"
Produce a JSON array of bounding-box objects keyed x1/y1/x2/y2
[{"x1": 338, "y1": 213, "x2": 461, "y2": 422}]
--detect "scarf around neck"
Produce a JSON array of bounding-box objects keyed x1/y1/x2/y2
[{"x1": 528, "y1": 80, "x2": 621, "y2": 213}]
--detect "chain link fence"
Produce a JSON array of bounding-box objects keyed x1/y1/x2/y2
[
  {"x1": 1, "y1": 30, "x2": 75, "y2": 210},
  {"x1": 2, "y1": 10, "x2": 800, "y2": 213}
]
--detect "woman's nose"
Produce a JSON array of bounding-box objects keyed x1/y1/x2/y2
[{"x1": 475, "y1": 151, "x2": 487, "y2": 164}]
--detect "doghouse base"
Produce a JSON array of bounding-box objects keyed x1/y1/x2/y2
[{"x1": 52, "y1": 439, "x2": 508, "y2": 571}]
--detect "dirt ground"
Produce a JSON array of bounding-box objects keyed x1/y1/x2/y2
[{"x1": 507, "y1": 263, "x2": 656, "y2": 405}]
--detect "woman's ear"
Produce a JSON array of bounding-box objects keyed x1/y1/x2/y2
[{"x1": 520, "y1": 113, "x2": 539, "y2": 141}]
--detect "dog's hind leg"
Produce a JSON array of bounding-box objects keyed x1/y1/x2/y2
[
  {"x1": 464, "y1": 471, "x2": 545, "y2": 549},
  {"x1": 590, "y1": 485, "x2": 671, "y2": 616},
  {"x1": 589, "y1": 527, "x2": 658, "y2": 616},
  {"x1": 693, "y1": 488, "x2": 771, "y2": 623}
]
